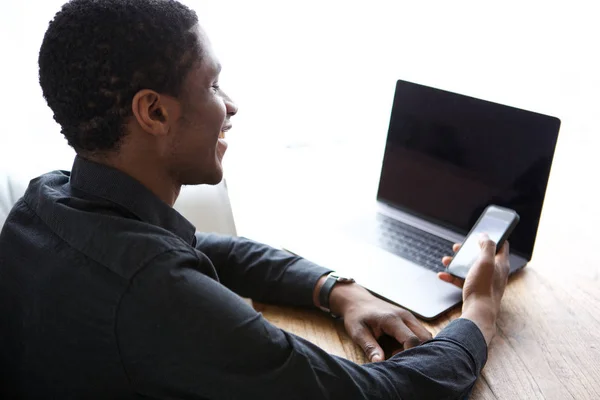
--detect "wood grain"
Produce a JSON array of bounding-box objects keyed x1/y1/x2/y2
[{"x1": 255, "y1": 263, "x2": 600, "y2": 399}]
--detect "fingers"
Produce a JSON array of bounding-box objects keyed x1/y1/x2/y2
[
  {"x1": 441, "y1": 243, "x2": 462, "y2": 266},
  {"x1": 495, "y1": 241, "x2": 511, "y2": 280},
  {"x1": 442, "y1": 243, "x2": 461, "y2": 263},
  {"x1": 496, "y1": 241, "x2": 510, "y2": 262},
  {"x1": 437, "y1": 272, "x2": 465, "y2": 288},
  {"x1": 381, "y1": 313, "x2": 429, "y2": 350},
  {"x1": 440, "y1": 242, "x2": 468, "y2": 287},
  {"x1": 403, "y1": 314, "x2": 434, "y2": 342},
  {"x1": 348, "y1": 323, "x2": 385, "y2": 363}
]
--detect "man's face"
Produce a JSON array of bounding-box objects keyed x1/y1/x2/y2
[{"x1": 167, "y1": 26, "x2": 237, "y2": 186}]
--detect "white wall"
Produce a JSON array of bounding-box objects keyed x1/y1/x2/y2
[{"x1": 1, "y1": 0, "x2": 598, "y2": 205}]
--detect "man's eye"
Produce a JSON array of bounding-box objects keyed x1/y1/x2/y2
[{"x1": 212, "y1": 84, "x2": 221, "y2": 92}]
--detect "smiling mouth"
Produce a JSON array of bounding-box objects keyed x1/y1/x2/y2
[{"x1": 219, "y1": 125, "x2": 232, "y2": 139}]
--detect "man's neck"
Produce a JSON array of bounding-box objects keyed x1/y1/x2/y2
[{"x1": 81, "y1": 153, "x2": 181, "y2": 207}]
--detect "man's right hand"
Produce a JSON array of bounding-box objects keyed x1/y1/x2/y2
[{"x1": 438, "y1": 234, "x2": 511, "y2": 345}]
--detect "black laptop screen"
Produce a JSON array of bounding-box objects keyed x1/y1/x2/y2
[{"x1": 377, "y1": 80, "x2": 560, "y2": 258}]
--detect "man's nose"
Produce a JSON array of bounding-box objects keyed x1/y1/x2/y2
[{"x1": 225, "y1": 96, "x2": 238, "y2": 117}]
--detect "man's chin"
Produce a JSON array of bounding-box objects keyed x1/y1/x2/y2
[
  {"x1": 203, "y1": 171, "x2": 224, "y2": 185},
  {"x1": 179, "y1": 166, "x2": 223, "y2": 186},
  {"x1": 208, "y1": 161, "x2": 224, "y2": 184}
]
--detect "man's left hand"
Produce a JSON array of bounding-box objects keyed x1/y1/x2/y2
[{"x1": 325, "y1": 281, "x2": 433, "y2": 362}]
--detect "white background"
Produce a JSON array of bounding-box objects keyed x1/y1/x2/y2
[{"x1": 1, "y1": 0, "x2": 598, "y2": 243}]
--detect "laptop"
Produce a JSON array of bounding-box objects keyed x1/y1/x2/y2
[{"x1": 283, "y1": 79, "x2": 561, "y2": 320}]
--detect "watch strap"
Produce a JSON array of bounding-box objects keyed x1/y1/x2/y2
[
  {"x1": 318, "y1": 274, "x2": 338, "y2": 313},
  {"x1": 318, "y1": 273, "x2": 355, "y2": 317}
]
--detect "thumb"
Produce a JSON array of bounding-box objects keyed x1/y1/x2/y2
[
  {"x1": 478, "y1": 234, "x2": 496, "y2": 265},
  {"x1": 468, "y1": 234, "x2": 497, "y2": 287},
  {"x1": 349, "y1": 323, "x2": 385, "y2": 363}
]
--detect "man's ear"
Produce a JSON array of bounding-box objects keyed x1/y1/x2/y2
[{"x1": 131, "y1": 89, "x2": 178, "y2": 136}]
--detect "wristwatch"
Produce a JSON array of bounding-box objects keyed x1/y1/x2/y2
[{"x1": 318, "y1": 272, "x2": 355, "y2": 318}]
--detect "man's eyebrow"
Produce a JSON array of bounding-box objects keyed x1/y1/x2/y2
[{"x1": 215, "y1": 63, "x2": 222, "y2": 74}]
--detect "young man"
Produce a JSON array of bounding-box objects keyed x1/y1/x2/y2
[{"x1": 0, "y1": 0, "x2": 510, "y2": 398}]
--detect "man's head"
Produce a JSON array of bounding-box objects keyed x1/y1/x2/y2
[{"x1": 39, "y1": 0, "x2": 237, "y2": 186}]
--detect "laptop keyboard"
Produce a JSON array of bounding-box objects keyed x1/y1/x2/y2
[{"x1": 376, "y1": 214, "x2": 454, "y2": 273}]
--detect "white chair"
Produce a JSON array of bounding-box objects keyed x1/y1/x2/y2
[
  {"x1": 175, "y1": 180, "x2": 237, "y2": 235},
  {"x1": 0, "y1": 173, "x2": 28, "y2": 229},
  {"x1": 0, "y1": 170, "x2": 237, "y2": 236}
]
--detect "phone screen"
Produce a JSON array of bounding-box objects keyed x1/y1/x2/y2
[{"x1": 448, "y1": 211, "x2": 513, "y2": 278}]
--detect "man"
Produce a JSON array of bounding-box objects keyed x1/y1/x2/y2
[{"x1": 0, "y1": 0, "x2": 510, "y2": 398}]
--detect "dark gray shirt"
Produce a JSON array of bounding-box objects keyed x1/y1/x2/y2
[{"x1": 0, "y1": 156, "x2": 487, "y2": 399}]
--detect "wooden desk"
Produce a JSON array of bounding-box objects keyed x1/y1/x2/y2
[
  {"x1": 255, "y1": 261, "x2": 600, "y2": 399},
  {"x1": 228, "y1": 133, "x2": 600, "y2": 399}
]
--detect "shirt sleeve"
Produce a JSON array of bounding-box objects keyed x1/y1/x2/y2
[
  {"x1": 193, "y1": 232, "x2": 331, "y2": 306},
  {"x1": 116, "y1": 249, "x2": 488, "y2": 400}
]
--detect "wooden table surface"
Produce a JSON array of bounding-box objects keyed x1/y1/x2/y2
[
  {"x1": 254, "y1": 261, "x2": 599, "y2": 399},
  {"x1": 228, "y1": 129, "x2": 600, "y2": 399}
]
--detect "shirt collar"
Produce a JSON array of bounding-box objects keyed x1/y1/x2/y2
[{"x1": 69, "y1": 155, "x2": 196, "y2": 245}]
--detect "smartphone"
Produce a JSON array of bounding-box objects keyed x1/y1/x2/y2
[{"x1": 447, "y1": 205, "x2": 520, "y2": 279}]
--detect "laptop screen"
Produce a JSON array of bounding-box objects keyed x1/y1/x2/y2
[{"x1": 377, "y1": 80, "x2": 560, "y2": 258}]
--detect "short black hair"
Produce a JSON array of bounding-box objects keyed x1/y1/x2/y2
[{"x1": 39, "y1": 0, "x2": 200, "y2": 153}]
